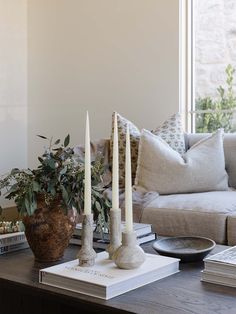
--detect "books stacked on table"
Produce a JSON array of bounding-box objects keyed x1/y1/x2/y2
[
  {"x1": 201, "y1": 246, "x2": 236, "y2": 287},
  {"x1": 40, "y1": 251, "x2": 179, "y2": 300},
  {"x1": 0, "y1": 232, "x2": 29, "y2": 255},
  {"x1": 70, "y1": 222, "x2": 156, "y2": 249}
]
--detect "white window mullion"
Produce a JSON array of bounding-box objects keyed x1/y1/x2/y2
[
  {"x1": 189, "y1": 0, "x2": 195, "y2": 133},
  {"x1": 179, "y1": 0, "x2": 193, "y2": 133}
]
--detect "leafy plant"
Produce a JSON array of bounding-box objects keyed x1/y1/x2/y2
[
  {"x1": 195, "y1": 64, "x2": 236, "y2": 133},
  {"x1": 0, "y1": 135, "x2": 111, "y2": 229}
]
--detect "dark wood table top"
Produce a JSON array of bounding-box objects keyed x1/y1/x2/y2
[{"x1": 1, "y1": 243, "x2": 236, "y2": 314}]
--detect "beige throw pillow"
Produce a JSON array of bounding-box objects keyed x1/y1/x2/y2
[
  {"x1": 110, "y1": 113, "x2": 140, "y2": 188},
  {"x1": 110, "y1": 112, "x2": 185, "y2": 188},
  {"x1": 135, "y1": 129, "x2": 229, "y2": 194},
  {"x1": 152, "y1": 113, "x2": 185, "y2": 156}
]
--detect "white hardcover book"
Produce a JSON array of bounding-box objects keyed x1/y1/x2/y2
[
  {"x1": 74, "y1": 222, "x2": 152, "y2": 239},
  {"x1": 40, "y1": 251, "x2": 179, "y2": 300},
  {"x1": 0, "y1": 241, "x2": 29, "y2": 255},
  {"x1": 130, "y1": 222, "x2": 152, "y2": 237},
  {"x1": 204, "y1": 260, "x2": 236, "y2": 276},
  {"x1": 70, "y1": 233, "x2": 156, "y2": 249},
  {"x1": 137, "y1": 233, "x2": 156, "y2": 244},
  {"x1": 201, "y1": 270, "x2": 236, "y2": 288},
  {"x1": 70, "y1": 237, "x2": 107, "y2": 249},
  {"x1": 204, "y1": 246, "x2": 236, "y2": 265},
  {"x1": 0, "y1": 232, "x2": 27, "y2": 248},
  {"x1": 203, "y1": 246, "x2": 236, "y2": 275}
]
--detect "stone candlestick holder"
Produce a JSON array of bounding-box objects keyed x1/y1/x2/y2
[
  {"x1": 106, "y1": 208, "x2": 122, "y2": 259},
  {"x1": 77, "y1": 213, "x2": 96, "y2": 267},
  {"x1": 113, "y1": 231, "x2": 146, "y2": 269}
]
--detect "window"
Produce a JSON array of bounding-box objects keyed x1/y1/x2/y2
[{"x1": 182, "y1": 0, "x2": 236, "y2": 133}]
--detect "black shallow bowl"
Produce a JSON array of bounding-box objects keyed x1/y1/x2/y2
[{"x1": 152, "y1": 236, "x2": 216, "y2": 262}]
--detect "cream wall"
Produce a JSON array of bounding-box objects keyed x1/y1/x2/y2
[
  {"x1": 0, "y1": 0, "x2": 27, "y2": 207},
  {"x1": 28, "y1": 0, "x2": 180, "y2": 167}
]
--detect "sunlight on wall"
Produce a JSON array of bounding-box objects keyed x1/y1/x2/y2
[{"x1": 0, "y1": 0, "x2": 27, "y2": 207}]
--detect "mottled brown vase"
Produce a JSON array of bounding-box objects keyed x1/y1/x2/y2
[{"x1": 23, "y1": 205, "x2": 74, "y2": 262}]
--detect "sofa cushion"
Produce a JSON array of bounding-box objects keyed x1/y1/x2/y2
[
  {"x1": 135, "y1": 129, "x2": 229, "y2": 194},
  {"x1": 141, "y1": 191, "x2": 236, "y2": 244},
  {"x1": 110, "y1": 112, "x2": 185, "y2": 187},
  {"x1": 227, "y1": 215, "x2": 236, "y2": 246},
  {"x1": 144, "y1": 191, "x2": 236, "y2": 214},
  {"x1": 187, "y1": 133, "x2": 236, "y2": 189}
]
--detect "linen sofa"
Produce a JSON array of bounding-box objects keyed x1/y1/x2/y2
[
  {"x1": 140, "y1": 133, "x2": 236, "y2": 246},
  {"x1": 76, "y1": 133, "x2": 236, "y2": 246}
]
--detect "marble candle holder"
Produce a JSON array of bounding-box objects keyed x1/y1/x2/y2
[
  {"x1": 106, "y1": 208, "x2": 122, "y2": 259},
  {"x1": 77, "y1": 213, "x2": 96, "y2": 267},
  {"x1": 113, "y1": 230, "x2": 146, "y2": 269}
]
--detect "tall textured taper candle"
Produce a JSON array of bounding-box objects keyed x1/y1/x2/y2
[
  {"x1": 125, "y1": 124, "x2": 133, "y2": 233},
  {"x1": 112, "y1": 112, "x2": 119, "y2": 210},
  {"x1": 107, "y1": 112, "x2": 122, "y2": 259},
  {"x1": 84, "y1": 111, "x2": 91, "y2": 214},
  {"x1": 114, "y1": 124, "x2": 145, "y2": 268}
]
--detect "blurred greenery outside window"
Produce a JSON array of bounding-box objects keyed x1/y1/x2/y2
[{"x1": 193, "y1": 65, "x2": 236, "y2": 133}]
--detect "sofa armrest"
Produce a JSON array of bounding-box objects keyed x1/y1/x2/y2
[{"x1": 227, "y1": 214, "x2": 236, "y2": 245}]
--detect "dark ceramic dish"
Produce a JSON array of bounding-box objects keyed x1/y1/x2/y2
[{"x1": 152, "y1": 236, "x2": 216, "y2": 262}]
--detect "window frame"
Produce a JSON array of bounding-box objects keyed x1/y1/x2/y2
[
  {"x1": 179, "y1": 0, "x2": 194, "y2": 133},
  {"x1": 181, "y1": 0, "x2": 236, "y2": 134}
]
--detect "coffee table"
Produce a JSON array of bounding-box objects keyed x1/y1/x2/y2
[{"x1": 1, "y1": 242, "x2": 236, "y2": 314}]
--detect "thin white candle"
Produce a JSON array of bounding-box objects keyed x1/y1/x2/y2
[
  {"x1": 84, "y1": 111, "x2": 91, "y2": 214},
  {"x1": 112, "y1": 112, "x2": 119, "y2": 210},
  {"x1": 125, "y1": 124, "x2": 133, "y2": 232}
]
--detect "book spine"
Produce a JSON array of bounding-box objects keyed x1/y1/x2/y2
[
  {"x1": 70, "y1": 238, "x2": 107, "y2": 249},
  {"x1": 74, "y1": 226, "x2": 152, "y2": 240},
  {"x1": 74, "y1": 229, "x2": 110, "y2": 241},
  {"x1": 137, "y1": 233, "x2": 156, "y2": 245},
  {"x1": 134, "y1": 226, "x2": 152, "y2": 237},
  {"x1": 70, "y1": 233, "x2": 156, "y2": 249},
  {"x1": 0, "y1": 233, "x2": 26, "y2": 247},
  {"x1": 0, "y1": 242, "x2": 29, "y2": 255}
]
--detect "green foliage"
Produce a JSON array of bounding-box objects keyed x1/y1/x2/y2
[
  {"x1": 0, "y1": 168, "x2": 36, "y2": 216},
  {"x1": 195, "y1": 64, "x2": 236, "y2": 133},
  {"x1": 0, "y1": 135, "x2": 111, "y2": 227}
]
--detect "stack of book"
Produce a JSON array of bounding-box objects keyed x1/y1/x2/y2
[
  {"x1": 70, "y1": 222, "x2": 156, "y2": 249},
  {"x1": 40, "y1": 251, "x2": 179, "y2": 299},
  {"x1": 0, "y1": 232, "x2": 29, "y2": 255},
  {"x1": 201, "y1": 246, "x2": 236, "y2": 287}
]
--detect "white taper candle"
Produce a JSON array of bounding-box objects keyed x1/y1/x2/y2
[
  {"x1": 125, "y1": 124, "x2": 133, "y2": 232},
  {"x1": 112, "y1": 112, "x2": 119, "y2": 210},
  {"x1": 84, "y1": 111, "x2": 91, "y2": 214}
]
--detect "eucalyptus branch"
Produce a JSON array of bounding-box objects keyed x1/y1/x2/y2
[{"x1": 0, "y1": 134, "x2": 111, "y2": 228}]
